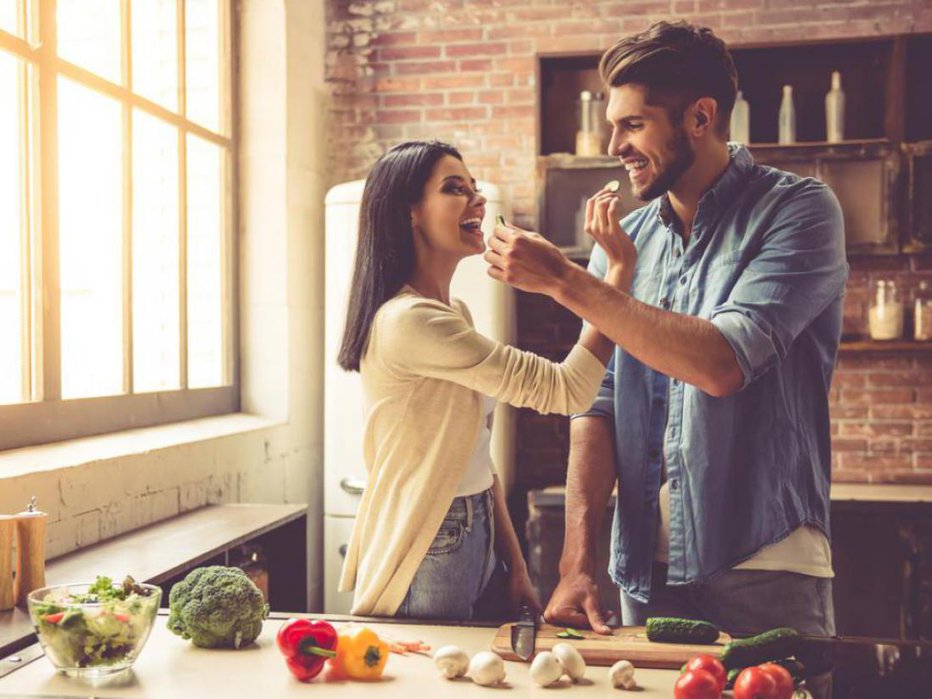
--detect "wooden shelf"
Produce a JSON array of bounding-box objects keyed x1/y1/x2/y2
[
  {"x1": 0, "y1": 503, "x2": 307, "y2": 658},
  {"x1": 839, "y1": 340, "x2": 932, "y2": 352}
]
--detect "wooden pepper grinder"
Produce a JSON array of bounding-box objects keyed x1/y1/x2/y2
[
  {"x1": 0, "y1": 514, "x2": 13, "y2": 611},
  {"x1": 14, "y1": 497, "x2": 47, "y2": 607}
]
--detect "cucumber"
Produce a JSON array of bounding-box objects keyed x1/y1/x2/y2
[
  {"x1": 645, "y1": 617, "x2": 721, "y2": 644},
  {"x1": 721, "y1": 627, "x2": 801, "y2": 669},
  {"x1": 495, "y1": 214, "x2": 506, "y2": 226}
]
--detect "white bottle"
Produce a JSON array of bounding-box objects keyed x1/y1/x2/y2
[
  {"x1": 778, "y1": 85, "x2": 796, "y2": 144},
  {"x1": 730, "y1": 90, "x2": 750, "y2": 144},
  {"x1": 825, "y1": 71, "x2": 845, "y2": 143}
]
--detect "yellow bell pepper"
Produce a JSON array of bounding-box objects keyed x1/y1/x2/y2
[{"x1": 328, "y1": 627, "x2": 388, "y2": 681}]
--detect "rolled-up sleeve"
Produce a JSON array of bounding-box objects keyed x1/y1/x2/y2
[{"x1": 710, "y1": 180, "x2": 848, "y2": 387}]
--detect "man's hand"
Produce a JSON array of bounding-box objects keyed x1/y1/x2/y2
[
  {"x1": 543, "y1": 570, "x2": 612, "y2": 635},
  {"x1": 483, "y1": 221, "x2": 575, "y2": 296},
  {"x1": 585, "y1": 187, "x2": 637, "y2": 291}
]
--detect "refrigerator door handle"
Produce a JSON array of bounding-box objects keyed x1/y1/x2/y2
[{"x1": 340, "y1": 477, "x2": 366, "y2": 495}]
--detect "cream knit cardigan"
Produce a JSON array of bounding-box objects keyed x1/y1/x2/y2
[{"x1": 338, "y1": 286, "x2": 606, "y2": 616}]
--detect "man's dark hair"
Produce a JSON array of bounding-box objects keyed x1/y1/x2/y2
[{"x1": 599, "y1": 20, "x2": 738, "y2": 137}]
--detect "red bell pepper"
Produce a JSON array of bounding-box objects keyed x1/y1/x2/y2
[{"x1": 276, "y1": 619, "x2": 338, "y2": 682}]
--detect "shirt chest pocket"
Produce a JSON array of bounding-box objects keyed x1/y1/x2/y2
[{"x1": 694, "y1": 249, "x2": 747, "y2": 316}]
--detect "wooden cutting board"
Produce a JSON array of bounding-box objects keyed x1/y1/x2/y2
[{"x1": 491, "y1": 623, "x2": 731, "y2": 669}]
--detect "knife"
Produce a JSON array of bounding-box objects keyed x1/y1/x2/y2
[{"x1": 510, "y1": 604, "x2": 538, "y2": 661}]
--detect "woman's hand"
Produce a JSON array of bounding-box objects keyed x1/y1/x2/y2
[
  {"x1": 507, "y1": 562, "x2": 543, "y2": 617},
  {"x1": 585, "y1": 186, "x2": 637, "y2": 292}
]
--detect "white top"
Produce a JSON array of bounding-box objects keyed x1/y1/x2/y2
[
  {"x1": 456, "y1": 394, "x2": 497, "y2": 497},
  {"x1": 656, "y1": 480, "x2": 834, "y2": 578}
]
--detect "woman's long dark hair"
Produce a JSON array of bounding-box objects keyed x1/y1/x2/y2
[{"x1": 337, "y1": 140, "x2": 463, "y2": 371}]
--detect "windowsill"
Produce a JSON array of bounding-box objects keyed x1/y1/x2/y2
[{"x1": 0, "y1": 413, "x2": 283, "y2": 480}]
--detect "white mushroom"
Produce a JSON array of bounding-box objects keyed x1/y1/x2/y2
[
  {"x1": 529, "y1": 651, "x2": 565, "y2": 687},
  {"x1": 551, "y1": 642, "x2": 586, "y2": 682},
  {"x1": 433, "y1": 645, "x2": 470, "y2": 679},
  {"x1": 609, "y1": 659, "x2": 637, "y2": 690},
  {"x1": 468, "y1": 651, "x2": 507, "y2": 686}
]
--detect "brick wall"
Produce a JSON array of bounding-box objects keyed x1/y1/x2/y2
[{"x1": 324, "y1": 0, "x2": 932, "y2": 487}]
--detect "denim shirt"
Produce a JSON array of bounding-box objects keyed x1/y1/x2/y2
[{"x1": 576, "y1": 144, "x2": 848, "y2": 603}]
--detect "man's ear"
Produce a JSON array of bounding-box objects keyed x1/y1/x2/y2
[{"x1": 691, "y1": 97, "x2": 718, "y2": 136}]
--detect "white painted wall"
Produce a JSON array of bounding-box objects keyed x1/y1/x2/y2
[{"x1": 0, "y1": 0, "x2": 328, "y2": 610}]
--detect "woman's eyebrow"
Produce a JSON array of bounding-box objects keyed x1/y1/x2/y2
[{"x1": 441, "y1": 175, "x2": 478, "y2": 186}]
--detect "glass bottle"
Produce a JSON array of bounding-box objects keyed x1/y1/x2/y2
[
  {"x1": 825, "y1": 71, "x2": 845, "y2": 143},
  {"x1": 730, "y1": 90, "x2": 750, "y2": 144},
  {"x1": 914, "y1": 281, "x2": 932, "y2": 341},
  {"x1": 575, "y1": 90, "x2": 604, "y2": 157},
  {"x1": 778, "y1": 84, "x2": 796, "y2": 145},
  {"x1": 868, "y1": 280, "x2": 904, "y2": 341}
]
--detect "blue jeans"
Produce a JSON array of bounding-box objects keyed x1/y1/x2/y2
[
  {"x1": 620, "y1": 562, "x2": 836, "y2": 636},
  {"x1": 396, "y1": 489, "x2": 500, "y2": 621}
]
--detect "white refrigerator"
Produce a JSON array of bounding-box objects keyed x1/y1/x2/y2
[{"x1": 323, "y1": 180, "x2": 515, "y2": 614}]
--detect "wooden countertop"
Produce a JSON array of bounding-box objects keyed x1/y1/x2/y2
[
  {"x1": 0, "y1": 504, "x2": 307, "y2": 657},
  {"x1": 0, "y1": 613, "x2": 682, "y2": 698},
  {"x1": 531, "y1": 483, "x2": 932, "y2": 505}
]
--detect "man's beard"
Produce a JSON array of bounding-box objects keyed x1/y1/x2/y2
[{"x1": 635, "y1": 126, "x2": 695, "y2": 202}]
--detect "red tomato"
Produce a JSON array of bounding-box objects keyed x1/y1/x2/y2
[
  {"x1": 733, "y1": 666, "x2": 779, "y2": 699},
  {"x1": 674, "y1": 668, "x2": 722, "y2": 699},
  {"x1": 685, "y1": 654, "x2": 727, "y2": 691},
  {"x1": 758, "y1": 663, "x2": 795, "y2": 699}
]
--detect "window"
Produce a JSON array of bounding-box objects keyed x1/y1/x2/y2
[{"x1": 0, "y1": 0, "x2": 237, "y2": 451}]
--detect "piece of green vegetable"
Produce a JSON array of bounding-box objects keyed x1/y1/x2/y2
[
  {"x1": 646, "y1": 617, "x2": 720, "y2": 644},
  {"x1": 167, "y1": 565, "x2": 269, "y2": 649},
  {"x1": 721, "y1": 627, "x2": 800, "y2": 669},
  {"x1": 555, "y1": 628, "x2": 584, "y2": 639}
]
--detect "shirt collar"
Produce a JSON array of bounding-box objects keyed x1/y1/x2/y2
[{"x1": 656, "y1": 143, "x2": 754, "y2": 229}]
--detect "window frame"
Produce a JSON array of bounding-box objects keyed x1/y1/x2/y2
[{"x1": 0, "y1": 0, "x2": 239, "y2": 452}]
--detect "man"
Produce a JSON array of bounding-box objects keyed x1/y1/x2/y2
[{"x1": 484, "y1": 21, "x2": 847, "y2": 636}]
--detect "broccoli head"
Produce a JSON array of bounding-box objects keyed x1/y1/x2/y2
[{"x1": 167, "y1": 566, "x2": 269, "y2": 649}]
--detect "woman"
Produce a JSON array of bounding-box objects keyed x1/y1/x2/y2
[{"x1": 337, "y1": 140, "x2": 630, "y2": 621}]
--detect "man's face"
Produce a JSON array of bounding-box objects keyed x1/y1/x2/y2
[{"x1": 605, "y1": 84, "x2": 695, "y2": 201}]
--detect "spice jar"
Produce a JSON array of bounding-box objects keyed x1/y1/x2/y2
[
  {"x1": 868, "y1": 279, "x2": 903, "y2": 341},
  {"x1": 575, "y1": 90, "x2": 605, "y2": 157},
  {"x1": 915, "y1": 281, "x2": 932, "y2": 341}
]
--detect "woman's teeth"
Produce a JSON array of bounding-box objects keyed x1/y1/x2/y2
[{"x1": 460, "y1": 217, "x2": 482, "y2": 231}]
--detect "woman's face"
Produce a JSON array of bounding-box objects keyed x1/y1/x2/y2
[{"x1": 410, "y1": 155, "x2": 487, "y2": 259}]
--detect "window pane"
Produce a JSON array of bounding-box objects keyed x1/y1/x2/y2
[
  {"x1": 132, "y1": 0, "x2": 178, "y2": 110},
  {"x1": 59, "y1": 77, "x2": 123, "y2": 399},
  {"x1": 186, "y1": 134, "x2": 223, "y2": 388},
  {"x1": 133, "y1": 109, "x2": 179, "y2": 392},
  {"x1": 57, "y1": 0, "x2": 121, "y2": 83},
  {"x1": 185, "y1": 0, "x2": 220, "y2": 131},
  {"x1": 0, "y1": 51, "x2": 26, "y2": 405},
  {"x1": 0, "y1": 0, "x2": 22, "y2": 38}
]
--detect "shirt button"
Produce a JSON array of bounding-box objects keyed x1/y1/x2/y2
[
  {"x1": 679, "y1": 275, "x2": 687, "y2": 285},
  {"x1": 660, "y1": 298, "x2": 670, "y2": 309},
  {"x1": 670, "y1": 479, "x2": 679, "y2": 491},
  {"x1": 674, "y1": 249, "x2": 681, "y2": 257},
  {"x1": 671, "y1": 379, "x2": 679, "y2": 387}
]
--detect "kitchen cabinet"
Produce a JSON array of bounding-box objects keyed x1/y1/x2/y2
[{"x1": 535, "y1": 33, "x2": 932, "y2": 254}]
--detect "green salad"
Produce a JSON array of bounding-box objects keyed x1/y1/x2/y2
[{"x1": 30, "y1": 576, "x2": 161, "y2": 669}]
